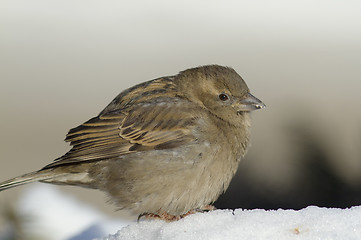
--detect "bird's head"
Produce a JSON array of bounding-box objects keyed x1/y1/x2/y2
[{"x1": 176, "y1": 65, "x2": 265, "y2": 126}]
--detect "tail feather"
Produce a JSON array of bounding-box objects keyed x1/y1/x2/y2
[
  {"x1": 0, "y1": 168, "x2": 94, "y2": 191},
  {"x1": 0, "y1": 170, "x2": 58, "y2": 191}
]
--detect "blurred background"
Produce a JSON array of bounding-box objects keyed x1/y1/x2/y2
[{"x1": 1, "y1": 0, "x2": 361, "y2": 239}]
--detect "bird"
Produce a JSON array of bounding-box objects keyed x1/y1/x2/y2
[{"x1": 0, "y1": 65, "x2": 265, "y2": 221}]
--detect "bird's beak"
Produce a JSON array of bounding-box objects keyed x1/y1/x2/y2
[{"x1": 238, "y1": 93, "x2": 266, "y2": 111}]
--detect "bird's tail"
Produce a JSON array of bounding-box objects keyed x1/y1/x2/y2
[{"x1": 0, "y1": 170, "x2": 64, "y2": 192}]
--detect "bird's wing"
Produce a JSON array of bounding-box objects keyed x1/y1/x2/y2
[{"x1": 43, "y1": 99, "x2": 200, "y2": 169}]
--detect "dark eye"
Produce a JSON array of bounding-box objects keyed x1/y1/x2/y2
[{"x1": 218, "y1": 93, "x2": 229, "y2": 101}]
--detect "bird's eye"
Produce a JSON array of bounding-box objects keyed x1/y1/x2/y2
[{"x1": 218, "y1": 93, "x2": 229, "y2": 101}]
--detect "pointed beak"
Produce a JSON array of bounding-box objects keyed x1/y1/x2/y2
[{"x1": 238, "y1": 93, "x2": 266, "y2": 111}]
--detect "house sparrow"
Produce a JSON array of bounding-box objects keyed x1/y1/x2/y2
[{"x1": 0, "y1": 65, "x2": 265, "y2": 221}]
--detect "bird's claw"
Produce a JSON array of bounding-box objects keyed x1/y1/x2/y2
[{"x1": 138, "y1": 205, "x2": 216, "y2": 222}]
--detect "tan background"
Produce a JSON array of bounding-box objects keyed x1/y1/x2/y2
[{"x1": 1, "y1": 0, "x2": 361, "y2": 221}]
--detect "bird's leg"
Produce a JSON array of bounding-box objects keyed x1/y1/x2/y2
[
  {"x1": 138, "y1": 212, "x2": 181, "y2": 222},
  {"x1": 197, "y1": 204, "x2": 216, "y2": 212},
  {"x1": 138, "y1": 205, "x2": 217, "y2": 222}
]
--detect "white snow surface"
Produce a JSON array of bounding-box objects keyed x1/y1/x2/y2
[
  {"x1": 17, "y1": 184, "x2": 129, "y2": 240},
  {"x1": 14, "y1": 184, "x2": 361, "y2": 240},
  {"x1": 103, "y1": 206, "x2": 361, "y2": 240}
]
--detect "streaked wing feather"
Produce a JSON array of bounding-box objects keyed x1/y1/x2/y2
[
  {"x1": 43, "y1": 98, "x2": 198, "y2": 169},
  {"x1": 119, "y1": 101, "x2": 196, "y2": 148}
]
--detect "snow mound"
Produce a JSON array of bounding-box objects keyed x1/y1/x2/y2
[
  {"x1": 17, "y1": 184, "x2": 129, "y2": 240},
  {"x1": 101, "y1": 206, "x2": 361, "y2": 240},
  {"x1": 11, "y1": 184, "x2": 361, "y2": 240}
]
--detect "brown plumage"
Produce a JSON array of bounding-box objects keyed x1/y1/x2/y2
[{"x1": 0, "y1": 65, "x2": 265, "y2": 220}]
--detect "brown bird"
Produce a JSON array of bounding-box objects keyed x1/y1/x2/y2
[{"x1": 0, "y1": 65, "x2": 265, "y2": 221}]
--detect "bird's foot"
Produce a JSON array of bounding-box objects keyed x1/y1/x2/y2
[
  {"x1": 198, "y1": 204, "x2": 216, "y2": 212},
  {"x1": 138, "y1": 205, "x2": 216, "y2": 222},
  {"x1": 138, "y1": 212, "x2": 182, "y2": 222}
]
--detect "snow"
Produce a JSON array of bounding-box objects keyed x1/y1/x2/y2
[
  {"x1": 16, "y1": 184, "x2": 129, "y2": 240},
  {"x1": 10, "y1": 184, "x2": 361, "y2": 240},
  {"x1": 102, "y1": 207, "x2": 361, "y2": 240}
]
